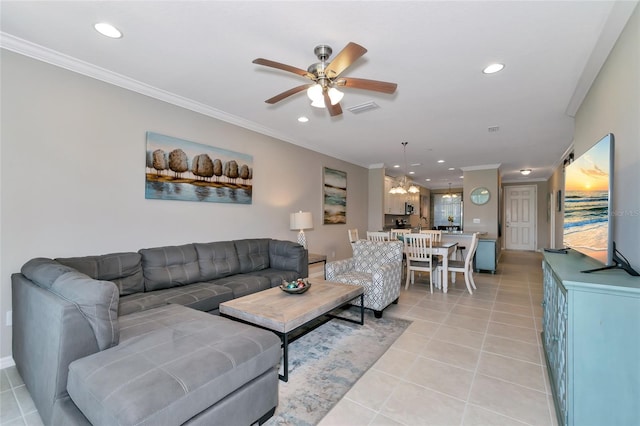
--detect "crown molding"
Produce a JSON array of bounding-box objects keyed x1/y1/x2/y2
[
  {"x1": 459, "y1": 164, "x2": 502, "y2": 171},
  {"x1": 0, "y1": 32, "x2": 304, "y2": 148}
]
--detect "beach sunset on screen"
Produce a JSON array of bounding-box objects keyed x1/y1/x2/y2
[{"x1": 565, "y1": 143, "x2": 610, "y2": 191}]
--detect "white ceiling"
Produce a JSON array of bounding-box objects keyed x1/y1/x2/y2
[{"x1": 1, "y1": 1, "x2": 637, "y2": 188}]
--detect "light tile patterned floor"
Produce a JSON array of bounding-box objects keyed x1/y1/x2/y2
[
  {"x1": 0, "y1": 250, "x2": 557, "y2": 426},
  {"x1": 319, "y1": 250, "x2": 559, "y2": 426}
]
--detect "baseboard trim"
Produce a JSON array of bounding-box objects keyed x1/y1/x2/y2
[{"x1": 0, "y1": 356, "x2": 16, "y2": 369}]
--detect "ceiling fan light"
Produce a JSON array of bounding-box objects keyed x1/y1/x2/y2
[
  {"x1": 328, "y1": 87, "x2": 344, "y2": 105},
  {"x1": 307, "y1": 84, "x2": 323, "y2": 103}
]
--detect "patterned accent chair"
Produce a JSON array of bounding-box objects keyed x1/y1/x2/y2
[{"x1": 325, "y1": 240, "x2": 403, "y2": 318}]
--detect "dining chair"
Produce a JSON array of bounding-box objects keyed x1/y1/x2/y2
[
  {"x1": 403, "y1": 233, "x2": 439, "y2": 293},
  {"x1": 390, "y1": 228, "x2": 410, "y2": 240},
  {"x1": 439, "y1": 232, "x2": 479, "y2": 294},
  {"x1": 348, "y1": 228, "x2": 360, "y2": 244},
  {"x1": 367, "y1": 231, "x2": 391, "y2": 242},
  {"x1": 419, "y1": 229, "x2": 442, "y2": 242}
]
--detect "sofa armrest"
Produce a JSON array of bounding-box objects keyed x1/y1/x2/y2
[
  {"x1": 269, "y1": 239, "x2": 308, "y2": 278},
  {"x1": 325, "y1": 258, "x2": 354, "y2": 280}
]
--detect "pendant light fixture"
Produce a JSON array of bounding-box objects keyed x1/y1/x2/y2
[
  {"x1": 389, "y1": 142, "x2": 420, "y2": 194},
  {"x1": 443, "y1": 183, "x2": 458, "y2": 198}
]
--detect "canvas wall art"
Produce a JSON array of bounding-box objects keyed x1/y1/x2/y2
[
  {"x1": 323, "y1": 167, "x2": 347, "y2": 224},
  {"x1": 145, "y1": 132, "x2": 252, "y2": 204}
]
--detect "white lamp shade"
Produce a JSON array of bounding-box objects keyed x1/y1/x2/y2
[
  {"x1": 290, "y1": 211, "x2": 313, "y2": 230},
  {"x1": 307, "y1": 85, "x2": 343, "y2": 107}
]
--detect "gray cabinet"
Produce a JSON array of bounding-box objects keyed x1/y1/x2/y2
[
  {"x1": 542, "y1": 250, "x2": 640, "y2": 426},
  {"x1": 474, "y1": 238, "x2": 497, "y2": 273}
]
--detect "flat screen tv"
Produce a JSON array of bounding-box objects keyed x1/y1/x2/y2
[{"x1": 563, "y1": 133, "x2": 638, "y2": 275}]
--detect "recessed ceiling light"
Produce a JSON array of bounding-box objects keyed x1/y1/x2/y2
[
  {"x1": 459, "y1": 175, "x2": 464, "y2": 179},
  {"x1": 448, "y1": 167, "x2": 455, "y2": 171},
  {"x1": 520, "y1": 169, "x2": 532, "y2": 175},
  {"x1": 94, "y1": 22, "x2": 122, "y2": 39},
  {"x1": 409, "y1": 171, "x2": 415, "y2": 175},
  {"x1": 425, "y1": 178, "x2": 431, "y2": 182},
  {"x1": 437, "y1": 160, "x2": 445, "y2": 163},
  {"x1": 297, "y1": 116, "x2": 309, "y2": 123},
  {"x1": 393, "y1": 164, "x2": 400, "y2": 168},
  {"x1": 411, "y1": 163, "x2": 421, "y2": 167},
  {"x1": 483, "y1": 63, "x2": 504, "y2": 74}
]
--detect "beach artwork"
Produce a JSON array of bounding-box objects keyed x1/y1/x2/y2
[
  {"x1": 323, "y1": 167, "x2": 347, "y2": 224},
  {"x1": 563, "y1": 137, "x2": 610, "y2": 263},
  {"x1": 145, "y1": 132, "x2": 253, "y2": 204}
]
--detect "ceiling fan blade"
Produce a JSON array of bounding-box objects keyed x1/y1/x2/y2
[
  {"x1": 264, "y1": 84, "x2": 313, "y2": 104},
  {"x1": 323, "y1": 90, "x2": 343, "y2": 116},
  {"x1": 324, "y1": 42, "x2": 367, "y2": 79},
  {"x1": 336, "y1": 77, "x2": 398, "y2": 94},
  {"x1": 252, "y1": 58, "x2": 315, "y2": 80}
]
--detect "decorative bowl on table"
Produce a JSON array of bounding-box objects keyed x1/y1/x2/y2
[{"x1": 280, "y1": 278, "x2": 311, "y2": 294}]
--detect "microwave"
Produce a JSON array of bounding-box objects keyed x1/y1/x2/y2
[{"x1": 404, "y1": 202, "x2": 415, "y2": 215}]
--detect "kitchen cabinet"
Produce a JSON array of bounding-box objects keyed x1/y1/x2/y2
[
  {"x1": 384, "y1": 176, "x2": 406, "y2": 214},
  {"x1": 542, "y1": 250, "x2": 640, "y2": 426},
  {"x1": 474, "y1": 238, "x2": 497, "y2": 273}
]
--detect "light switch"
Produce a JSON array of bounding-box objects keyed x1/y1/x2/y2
[{"x1": 473, "y1": 218, "x2": 481, "y2": 224}]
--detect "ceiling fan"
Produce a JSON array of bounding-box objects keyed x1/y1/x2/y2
[{"x1": 252, "y1": 42, "x2": 397, "y2": 117}]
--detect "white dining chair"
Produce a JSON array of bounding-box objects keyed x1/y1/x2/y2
[
  {"x1": 348, "y1": 228, "x2": 360, "y2": 244},
  {"x1": 439, "y1": 232, "x2": 479, "y2": 294},
  {"x1": 419, "y1": 229, "x2": 442, "y2": 242},
  {"x1": 390, "y1": 228, "x2": 410, "y2": 240},
  {"x1": 367, "y1": 231, "x2": 391, "y2": 242},
  {"x1": 403, "y1": 233, "x2": 439, "y2": 293}
]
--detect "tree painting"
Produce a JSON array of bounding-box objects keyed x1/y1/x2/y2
[{"x1": 145, "y1": 132, "x2": 253, "y2": 204}]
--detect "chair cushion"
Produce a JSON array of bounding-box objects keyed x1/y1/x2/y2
[
  {"x1": 139, "y1": 244, "x2": 200, "y2": 291},
  {"x1": 353, "y1": 240, "x2": 403, "y2": 272},
  {"x1": 56, "y1": 252, "x2": 143, "y2": 296},
  {"x1": 67, "y1": 304, "x2": 280, "y2": 426}
]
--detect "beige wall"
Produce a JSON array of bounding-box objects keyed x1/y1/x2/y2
[
  {"x1": 572, "y1": 4, "x2": 639, "y2": 271},
  {"x1": 463, "y1": 168, "x2": 499, "y2": 238},
  {"x1": 0, "y1": 51, "x2": 369, "y2": 361}
]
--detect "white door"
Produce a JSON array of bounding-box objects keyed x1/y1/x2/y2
[{"x1": 505, "y1": 185, "x2": 536, "y2": 250}]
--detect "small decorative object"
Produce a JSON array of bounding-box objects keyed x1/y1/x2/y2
[
  {"x1": 447, "y1": 215, "x2": 454, "y2": 225},
  {"x1": 280, "y1": 278, "x2": 311, "y2": 294}
]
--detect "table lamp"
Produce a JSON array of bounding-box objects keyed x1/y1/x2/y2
[{"x1": 290, "y1": 211, "x2": 313, "y2": 249}]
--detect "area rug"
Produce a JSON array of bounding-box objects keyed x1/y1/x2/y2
[{"x1": 264, "y1": 306, "x2": 412, "y2": 426}]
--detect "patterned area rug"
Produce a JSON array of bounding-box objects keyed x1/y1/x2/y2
[{"x1": 264, "y1": 306, "x2": 412, "y2": 426}]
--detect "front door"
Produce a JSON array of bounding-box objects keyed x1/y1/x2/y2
[{"x1": 505, "y1": 185, "x2": 536, "y2": 250}]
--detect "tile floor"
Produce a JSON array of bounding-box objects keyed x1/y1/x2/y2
[
  {"x1": 0, "y1": 250, "x2": 557, "y2": 426},
  {"x1": 320, "y1": 250, "x2": 559, "y2": 426}
]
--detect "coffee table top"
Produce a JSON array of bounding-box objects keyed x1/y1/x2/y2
[{"x1": 219, "y1": 279, "x2": 363, "y2": 333}]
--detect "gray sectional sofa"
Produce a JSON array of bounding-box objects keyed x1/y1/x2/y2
[{"x1": 11, "y1": 238, "x2": 308, "y2": 426}]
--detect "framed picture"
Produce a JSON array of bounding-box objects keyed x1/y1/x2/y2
[
  {"x1": 323, "y1": 167, "x2": 347, "y2": 224},
  {"x1": 145, "y1": 132, "x2": 253, "y2": 204}
]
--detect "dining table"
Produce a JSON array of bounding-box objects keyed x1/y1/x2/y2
[{"x1": 397, "y1": 235, "x2": 458, "y2": 293}]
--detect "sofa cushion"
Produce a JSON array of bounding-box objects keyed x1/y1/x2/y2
[
  {"x1": 67, "y1": 304, "x2": 280, "y2": 426},
  {"x1": 119, "y1": 282, "x2": 234, "y2": 315},
  {"x1": 56, "y1": 252, "x2": 144, "y2": 296},
  {"x1": 139, "y1": 244, "x2": 200, "y2": 291},
  {"x1": 21, "y1": 257, "x2": 76, "y2": 289},
  {"x1": 234, "y1": 239, "x2": 271, "y2": 273},
  {"x1": 51, "y1": 271, "x2": 120, "y2": 350},
  {"x1": 213, "y1": 274, "x2": 271, "y2": 298},
  {"x1": 245, "y1": 268, "x2": 300, "y2": 287},
  {"x1": 194, "y1": 241, "x2": 240, "y2": 280}
]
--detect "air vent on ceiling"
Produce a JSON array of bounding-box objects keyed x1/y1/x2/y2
[
  {"x1": 347, "y1": 101, "x2": 380, "y2": 114},
  {"x1": 488, "y1": 126, "x2": 500, "y2": 132}
]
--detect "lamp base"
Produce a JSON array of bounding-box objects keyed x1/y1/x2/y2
[{"x1": 297, "y1": 230, "x2": 307, "y2": 249}]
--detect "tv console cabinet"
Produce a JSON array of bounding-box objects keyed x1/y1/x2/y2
[{"x1": 542, "y1": 250, "x2": 640, "y2": 426}]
